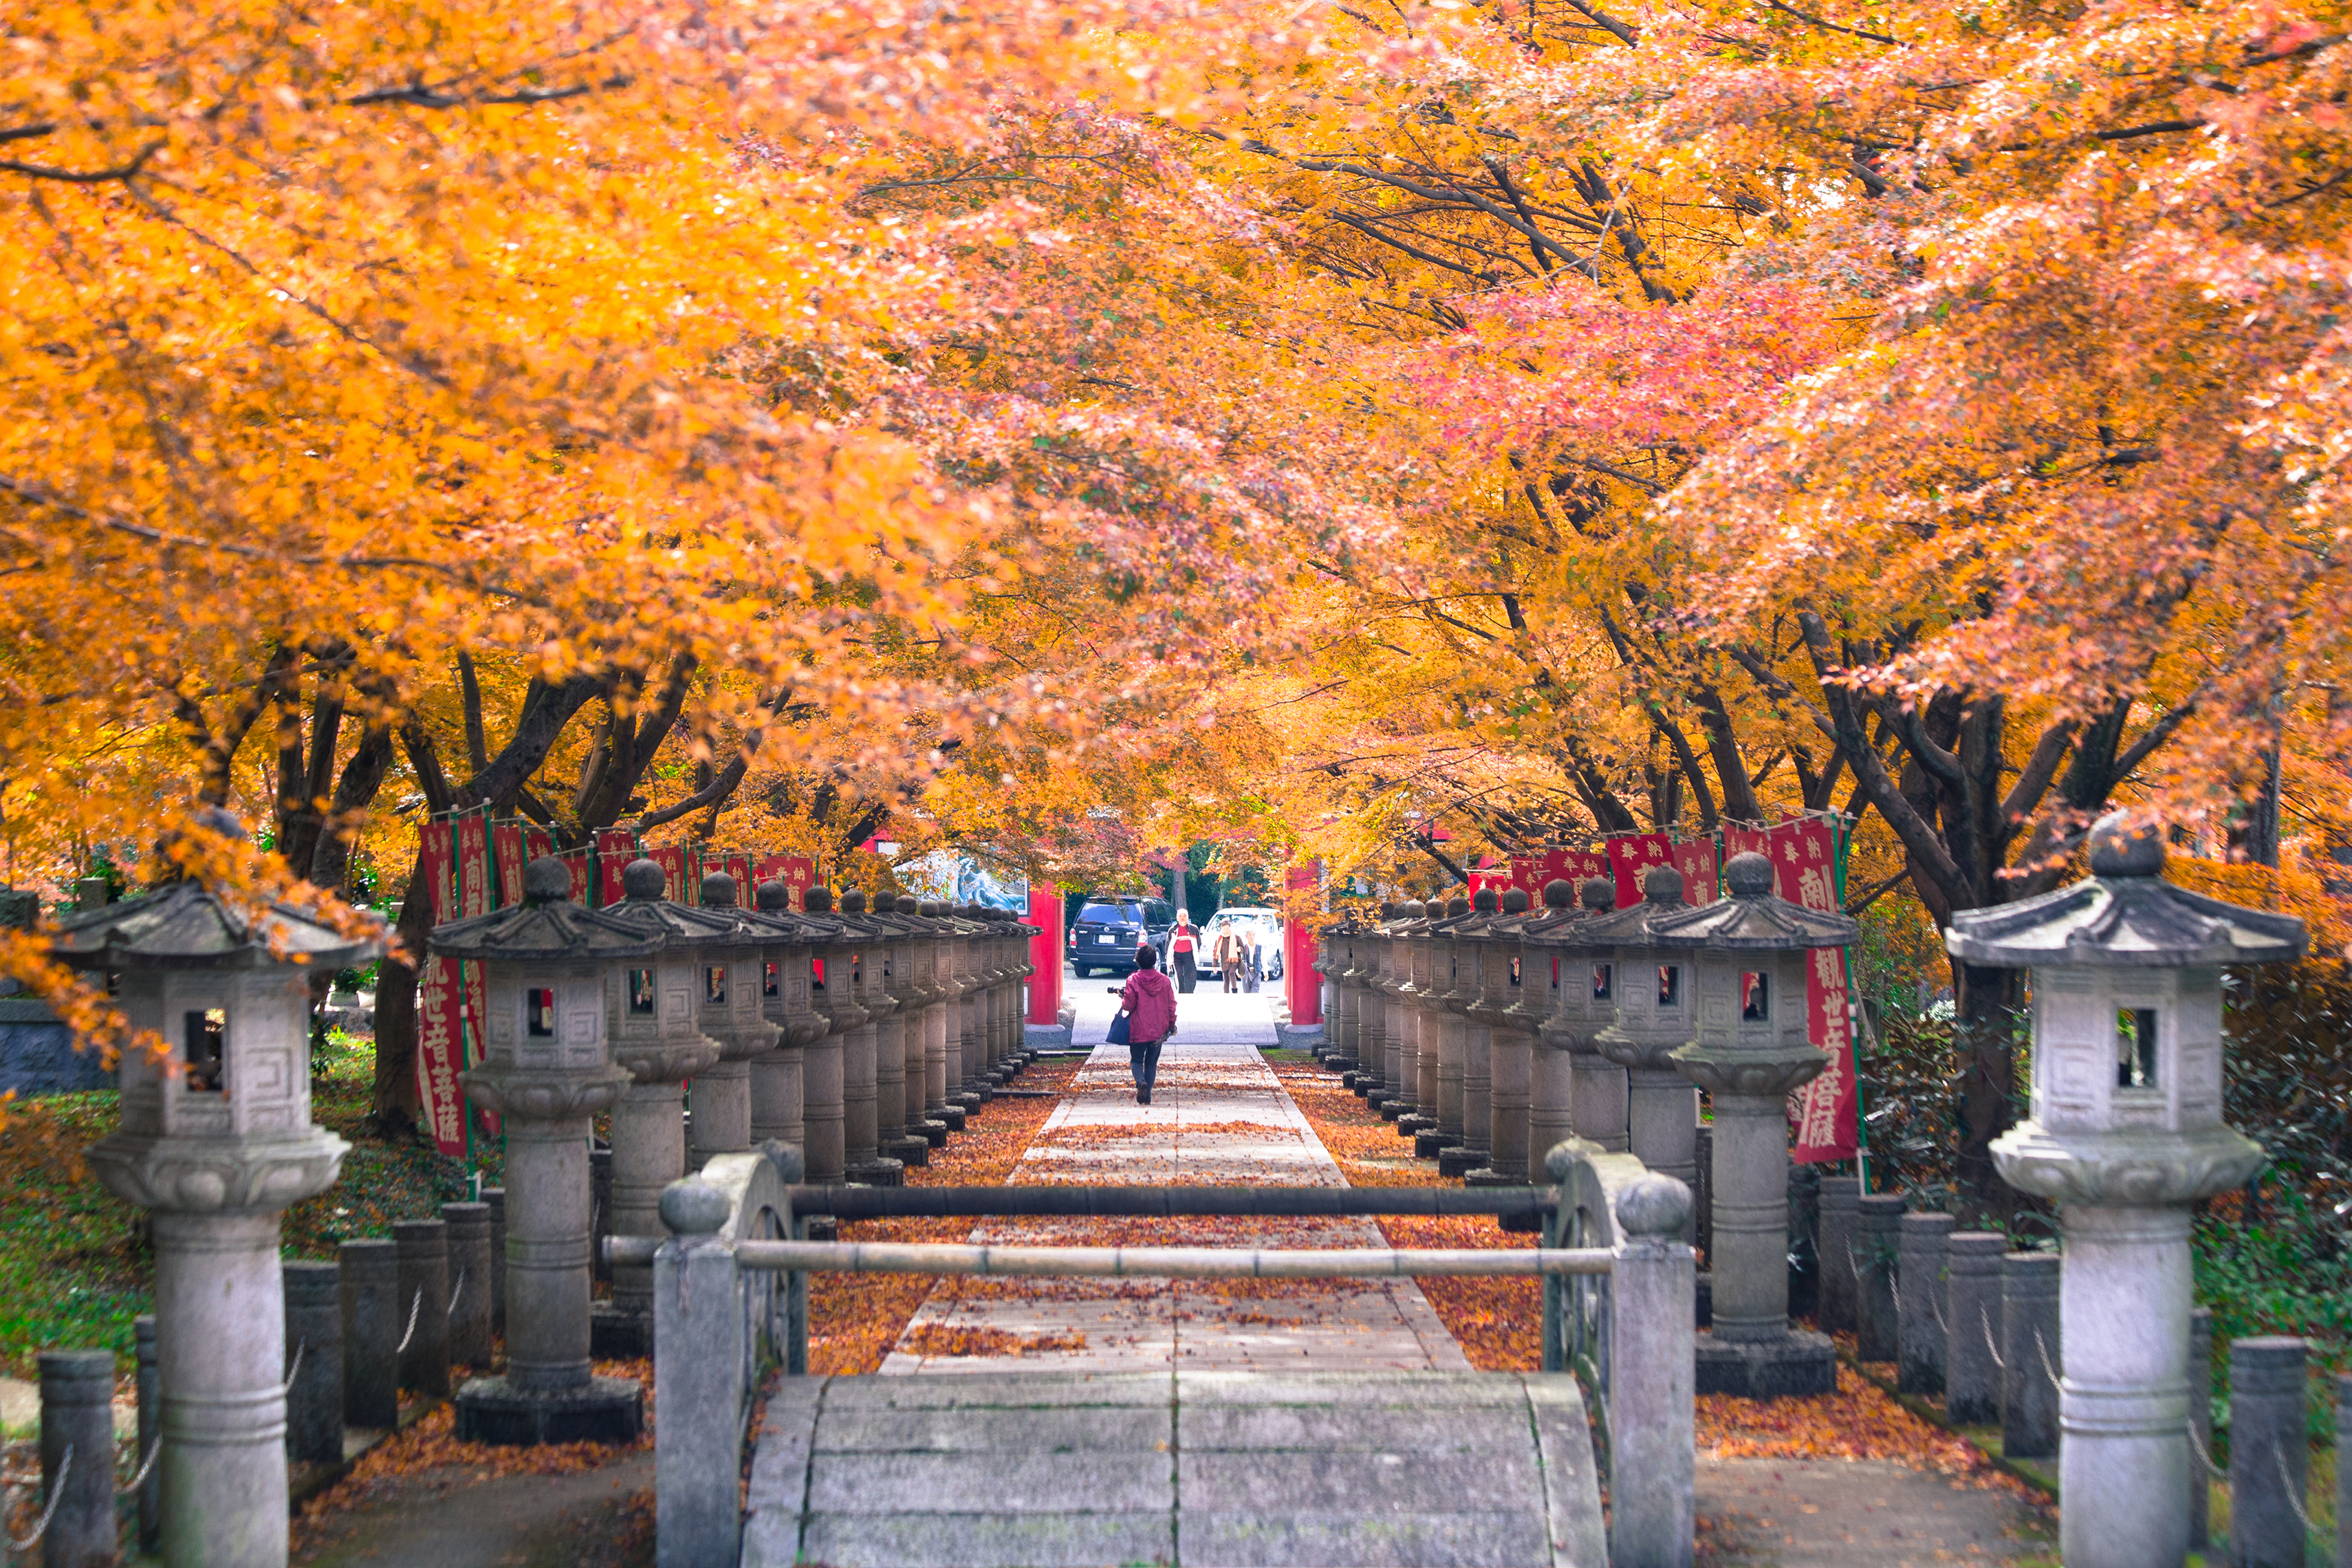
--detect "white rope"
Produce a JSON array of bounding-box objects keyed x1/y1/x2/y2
[
  {"x1": 8, "y1": 1446, "x2": 70, "y2": 1551},
  {"x1": 2184, "y1": 1415, "x2": 2225, "y2": 1480},
  {"x1": 2272, "y1": 1441, "x2": 2316, "y2": 1534},
  {"x1": 120, "y1": 1435, "x2": 161, "y2": 1495},
  {"x1": 2035, "y1": 1329, "x2": 2060, "y2": 1392},
  {"x1": 446, "y1": 1269, "x2": 466, "y2": 1319},
  {"x1": 395, "y1": 1289, "x2": 422, "y2": 1355},
  {"x1": 1981, "y1": 1306, "x2": 2004, "y2": 1371},
  {"x1": 281, "y1": 1340, "x2": 305, "y2": 1396}
]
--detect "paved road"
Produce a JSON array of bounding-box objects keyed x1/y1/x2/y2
[{"x1": 880, "y1": 986, "x2": 1468, "y2": 1375}]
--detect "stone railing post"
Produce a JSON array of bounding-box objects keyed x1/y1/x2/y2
[
  {"x1": 283, "y1": 1261, "x2": 344, "y2": 1465},
  {"x1": 1896, "y1": 1212, "x2": 1953, "y2": 1395},
  {"x1": 134, "y1": 1314, "x2": 160, "y2": 1552},
  {"x1": 442, "y1": 1201, "x2": 495, "y2": 1372},
  {"x1": 39, "y1": 1348, "x2": 117, "y2": 1568},
  {"x1": 2001, "y1": 1251, "x2": 2060, "y2": 1458},
  {"x1": 393, "y1": 1219, "x2": 452, "y2": 1397},
  {"x1": 1855, "y1": 1195, "x2": 1902, "y2": 1362},
  {"x1": 338, "y1": 1240, "x2": 399, "y2": 1430},
  {"x1": 2228, "y1": 1337, "x2": 2309, "y2": 1568},
  {"x1": 1607, "y1": 1175, "x2": 1697, "y2": 1568},
  {"x1": 1815, "y1": 1175, "x2": 1860, "y2": 1336},
  {"x1": 1942, "y1": 1232, "x2": 2003, "y2": 1424},
  {"x1": 654, "y1": 1179, "x2": 747, "y2": 1568}
]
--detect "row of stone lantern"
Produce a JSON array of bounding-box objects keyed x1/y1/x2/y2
[{"x1": 1318, "y1": 852, "x2": 1855, "y2": 1395}]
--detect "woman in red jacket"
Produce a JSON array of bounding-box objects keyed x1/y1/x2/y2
[
  {"x1": 1170, "y1": 914, "x2": 1199, "y2": 993},
  {"x1": 1118, "y1": 945, "x2": 1178, "y2": 1104}
]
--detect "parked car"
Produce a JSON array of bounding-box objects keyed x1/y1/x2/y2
[
  {"x1": 1067, "y1": 897, "x2": 1177, "y2": 976},
  {"x1": 1198, "y1": 906, "x2": 1283, "y2": 981}
]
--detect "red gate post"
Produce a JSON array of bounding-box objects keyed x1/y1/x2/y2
[
  {"x1": 1025, "y1": 887, "x2": 1067, "y2": 1041},
  {"x1": 1284, "y1": 860, "x2": 1323, "y2": 1032}
]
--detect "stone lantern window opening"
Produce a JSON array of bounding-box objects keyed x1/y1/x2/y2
[
  {"x1": 628, "y1": 970, "x2": 655, "y2": 1014},
  {"x1": 1741, "y1": 972, "x2": 1770, "y2": 1022},
  {"x1": 763, "y1": 961, "x2": 781, "y2": 999},
  {"x1": 1655, "y1": 963, "x2": 1680, "y2": 1007},
  {"x1": 526, "y1": 988, "x2": 556, "y2": 1037},
  {"x1": 184, "y1": 1006, "x2": 225, "y2": 1091},
  {"x1": 2117, "y1": 1006, "x2": 2157, "y2": 1089},
  {"x1": 706, "y1": 964, "x2": 728, "y2": 1005},
  {"x1": 1591, "y1": 963, "x2": 1611, "y2": 1001}
]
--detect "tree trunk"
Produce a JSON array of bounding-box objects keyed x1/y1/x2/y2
[
  {"x1": 367, "y1": 857, "x2": 437, "y2": 1129},
  {"x1": 1952, "y1": 959, "x2": 2024, "y2": 1226}
]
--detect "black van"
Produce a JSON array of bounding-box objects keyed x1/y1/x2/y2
[{"x1": 1068, "y1": 897, "x2": 1176, "y2": 976}]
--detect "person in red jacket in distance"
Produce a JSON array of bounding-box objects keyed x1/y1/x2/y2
[{"x1": 1118, "y1": 946, "x2": 1177, "y2": 1104}]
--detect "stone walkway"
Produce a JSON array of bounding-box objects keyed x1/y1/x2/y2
[{"x1": 880, "y1": 984, "x2": 1469, "y2": 1375}]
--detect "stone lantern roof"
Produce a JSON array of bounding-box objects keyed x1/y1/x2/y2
[
  {"x1": 1562, "y1": 867, "x2": 1685, "y2": 946},
  {"x1": 1523, "y1": 877, "x2": 1615, "y2": 945},
  {"x1": 429, "y1": 856, "x2": 660, "y2": 963},
  {"x1": 52, "y1": 873, "x2": 385, "y2": 972},
  {"x1": 1651, "y1": 852, "x2": 1859, "y2": 950},
  {"x1": 1947, "y1": 814, "x2": 2305, "y2": 968},
  {"x1": 601, "y1": 857, "x2": 745, "y2": 945}
]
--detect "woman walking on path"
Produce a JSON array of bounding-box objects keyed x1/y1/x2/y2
[
  {"x1": 1118, "y1": 946, "x2": 1177, "y2": 1104},
  {"x1": 1171, "y1": 914, "x2": 1199, "y2": 993},
  {"x1": 1215, "y1": 925, "x2": 1243, "y2": 993}
]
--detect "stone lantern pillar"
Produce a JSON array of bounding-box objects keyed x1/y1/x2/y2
[
  {"x1": 1382, "y1": 902, "x2": 1430, "y2": 1127},
  {"x1": 922, "y1": 904, "x2": 970, "y2": 1132},
  {"x1": 981, "y1": 907, "x2": 1021, "y2": 1081},
  {"x1": 943, "y1": 907, "x2": 987, "y2": 1113},
  {"x1": 1587, "y1": 868, "x2": 1701, "y2": 1197},
  {"x1": 799, "y1": 887, "x2": 861, "y2": 1182},
  {"x1": 1652, "y1": 850, "x2": 1859, "y2": 1397},
  {"x1": 1407, "y1": 900, "x2": 1462, "y2": 1139},
  {"x1": 1449, "y1": 889, "x2": 1506, "y2": 1179},
  {"x1": 899, "y1": 897, "x2": 952, "y2": 1147},
  {"x1": 1005, "y1": 906, "x2": 1041, "y2": 1069},
  {"x1": 59, "y1": 832, "x2": 383, "y2": 1568},
  {"x1": 1470, "y1": 888, "x2": 1539, "y2": 1184},
  {"x1": 1325, "y1": 919, "x2": 1364, "y2": 1080},
  {"x1": 832, "y1": 889, "x2": 903, "y2": 1187},
  {"x1": 595, "y1": 859, "x2": 724, "y2": 1355},
  {"x1": 1420, "y1": 897, "x2": 1474, "y2": 1160},
  {"x1": 879, "y1": 897, "x2": 937, "y2": 1165},
  {"x1": 428, "y1": 857, "x2": 646, "y2": 1444},
  {"x1": 748, "y1": 880, "x2": 827, "y2": 1151},
  {"x1": 684, "y1": 872, "x2": 782, "y2": 1170},
  {"x1": 1351, "y1": 911, "x2": 1394, "y2": 1103},
  {"x1": 1951, "y1": 814, "x2": 2303, "y2": 1568},
  {"x1": 1528, "y1": 878, "x2": 1629, "y2": 1156}
]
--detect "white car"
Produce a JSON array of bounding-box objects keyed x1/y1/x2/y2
[{"x1": 1197, "y1": 907, "x2": 1284, "y2": 981}]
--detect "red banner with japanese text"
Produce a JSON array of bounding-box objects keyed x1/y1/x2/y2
[
  {"x1": 594, "y1": 827, "x2": 637, "y2": 906},
  {"x1": 1771, "y1": 817, "x2": 1858, "y2": 1164},
  {"x1": 754, "y1": 853, "x2": 817, "y2": 907},
  {"x1": 558, "y1": 848, "x2": 591, "y2": 905},
  {"x1": 452, "y1": 810, "x2": 498, "y2": 1139},
  {"x1": 411, "y1": 818, "x2": 467, "y2": 1156},
  {"x1": 1508, "y1": 847, "x2": 1609, "y2": 899},
  {"x1": 1605, "y1": 833, "x2": 1674, "y2": 907},
  {"x1": 492, "y1": 820, "x2": 527, "y2": 908},
  {"x1": 1671, "y1": 837, "x2": 1719, "y2": 905},
  {"x1": 525, "y1": 826, "x2": 554, "y2": 862}
]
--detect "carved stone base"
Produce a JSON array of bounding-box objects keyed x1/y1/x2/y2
[
  {"x1": 937, "y1": 1108, "x2": 967, "y2": 1133},
  {"x1": 1436, "y1": 1144, "x2": 1486, "y2": 1179},
  {"x1": 1397, "y1": 1113, "x2": 1437, "y2": 1138},
  {"x1": 589, "y1": 1303, "x2": 651, "y2": 1360},
  {"x1": 1414, "y1": 1129, "x2": 1461, "y2": 1160},
  {"x1": 1378, "y1": 1098, "x2": 1407, "y2": 1121},
  {"x1": 915, "y1": 1118, "x2": 950, "y2": 1147},
  {"x1": 846, "y1": 1157, "x2": 905, "y2": 1188},
  {"x1": 455, "y1": 1375, "x2": 643, "y2": 1446},
  {"x1": 883, "y1": 1135, "x2": 930, "y2": 1168},
  {"x1": 1693, "y1": 1327, "x2": 1836, "y2": 1399}
]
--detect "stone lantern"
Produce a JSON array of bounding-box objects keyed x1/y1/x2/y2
[
  {"x1": 1350, "y1": 910, "x2": 1395, "y2": 1104},
  {"x1": 594, "y1": 858, "x2": 725, "y2": 1355},
  {"x1": 830, "y1": 889, "x2": 904, "y2": 1186},
  {"x1": 1952, "y1": 814, "x2": 2303, "y2": 1568},
  {"x1": 898, "y1": 896, "x2": 953, "y2": 1147},
  {"x1": 1587, "y1": 868, "x2": 1701, "y2": 1198},
  {"x1": 1652, "y1": 851, "x2": 1859, "y2": 1397},
  {"x1": 428, "y1": 857, "x2": 647, "y2": 1444},
  {"x1": 935, "y1": 905, "x2": 983, "y2": 1113},
  {"x1": 59, "y1": 835, "x2": 384, "y2": 1567},
  {"x1": 1527, "y1": 878, "x2": 1629, "y2": 1157},
  {"x1": 1420, "y1": 896, "x2": 1477, "y2": 1160},
  {"x1": 683, "y1": 872, "x2": 782, "y2": 1172},
  {"x1": 798, "y1": 887, "x2": 862, "y2": 1182},
  {"x1": 747, "y1": 880, "x2": 830, "y2": 1150},
  {"x1": 878, "y1": 896, "x2": 937, "y2": 1166},
  {"x1": 1320, "y1": 917, "x2": 1364, "y2": 1080},
  {"x1": 1380, "y1": 900, "x2": 1430, "y2": 1128},
  {"x1": 1456, "y1": 889, "x2": 1521, "y2": 1182}
]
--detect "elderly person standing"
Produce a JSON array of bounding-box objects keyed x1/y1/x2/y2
[
  {"x1": 1118, "y1": 945, "x2": 1178, "y2": 1104},
  {"x1": 1215, "y1": 923, "x2": 1243, "y2": 994},
  {"x1": 1171, "y1": 913, "x2": 1199, "y2": 993}
]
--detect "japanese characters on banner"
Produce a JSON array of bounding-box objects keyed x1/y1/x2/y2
[
  {"x1": 1508, "y1": 847, "x2": 1609, "y2": 898},
  {"x1": 1670, "y1": 837, "x2": 1719, "y2": 904},
  {"x1": 492, "y1": 820, "x2": 528, "y2": 908},
  {"x1": 558, "y1": 849, "x2": 592, "y2": 905},
  {"x1": 1763, "y1": 817, "x2": 1860, "y2": 1165},
  {"x1": 525, "y1": 826, "x2": 554, "y2": 862},
  {"x1": 647, "y1": 843, "x2": 688, "y2": 903},
  {"x1": 452, "y1": 810, "x2": 499, "y2": 1140},
  {"x1": 1605, "y1": 832, "x2": 1674, "y2": 907},
  {"x1": 754, "y1": 853, "x2": 818, "y2": 907},
  {"x1": 593, "y1": 827, "x2": 638, "y2": 906},
  {"x1": 411, "y1": 818, "x2": 468, "y2": 1157}
]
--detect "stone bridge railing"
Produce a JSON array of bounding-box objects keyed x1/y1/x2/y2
[{"x1": 618, "y1": 1143, "x2": 1696, "y2": 1568}]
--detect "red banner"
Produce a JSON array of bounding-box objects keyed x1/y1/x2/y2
[
  {"x1": 1671, "y1": 837, "x2": 1719, "y2": 905},
  {"x1": 594, "y1": 827, "x2": 637, "y2": 906},
  {"x1": 411, "y1": 820, "x2": 467, "y2": 1156},
  {"x1": 525, "y1": 826, "x2": 554, "y2": 862},
  {"x1": 492, "y1": 821, "x2": 527, "y2": 908},
  {"x1": 1507, "y1": 847, "x2": 1609, "y2": 898},
  {"x1": 1723, "y1": 823, "x2": 1771, "y2": 869},
  {"x1": 1774, "y1": 817, "x2": 1858, "y2": 1164},
  {"x1": 648, "y1": 843, "x2": 688, "y2": 903},
  {"x1": 1605, "y1": 833, "x2": 1674, "y2": 906},
  {"x1": 451, "y1": 809, "x2": 498, "y2": 1135},
  {"x1": 558, "y1": 848, "x2": 591, "y2": 905},
  {"x1": 754, "y1": 853, "x2": 817, "y2": 907}
]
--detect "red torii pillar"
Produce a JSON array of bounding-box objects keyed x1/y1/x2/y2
[
  {"x1": 1285, "y1": 860, "x2": 1322, "y2": 1029},
  {"x1": 1025, "y1": 886, "x2": 1065, "y2": 1027}
]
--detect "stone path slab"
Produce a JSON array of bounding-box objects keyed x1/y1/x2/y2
[
  {"x1": 878, "y1": 986, "x2": 1468, "y2": 1375},
  {"x1": 743, "y1": 1370, "x2": 1607, "y2": 1568}
]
